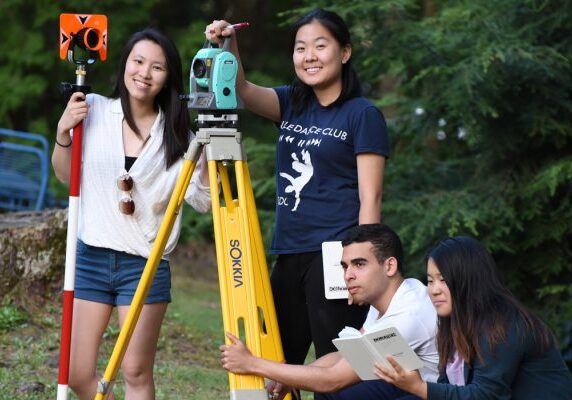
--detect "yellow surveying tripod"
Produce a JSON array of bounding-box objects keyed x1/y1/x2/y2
[
  {"x1": 94, "y1": 111, "x2": 289, "y2": 400},
  {"x1": 94, "y1": 33, "x2": 290, "y2": 400}
]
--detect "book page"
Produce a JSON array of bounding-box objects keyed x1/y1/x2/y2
[
  {"x1": 333, "y1": 326, "x2": 424, "y2": 380},
  {"x1": 363, "y1": 327, "x2": 424, "y2": 372},
  {"x1": 337, "y1": 326, "x2": 362, "y2": 338},
  {"x1": 332, "y1": 336, "x2": 379, "y2": 380}
]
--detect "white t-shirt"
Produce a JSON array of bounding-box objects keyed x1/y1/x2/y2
[
  {"x1": 361, "y1": 278, "x2": 439, "y2": 382},
  {"x1": 77, "y1": 94, "x2": 211, "y2": 258}
]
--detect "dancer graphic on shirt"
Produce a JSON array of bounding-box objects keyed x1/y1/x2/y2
[{"x1": 279, "y1": 150, "x2": 313, "y2": 211}]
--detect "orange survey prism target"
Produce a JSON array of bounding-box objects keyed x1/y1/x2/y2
[{"x1": 59, "y1": 14, "x2": 107, "y2": 60}]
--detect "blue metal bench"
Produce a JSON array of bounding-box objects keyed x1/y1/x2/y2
[{"x1": 0, "y1": 128, "x2": 50, "y2": 211}]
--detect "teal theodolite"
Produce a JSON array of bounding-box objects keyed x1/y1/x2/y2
[{"x1": 188, "y1": 38, "x2": 240, "y2": 112}]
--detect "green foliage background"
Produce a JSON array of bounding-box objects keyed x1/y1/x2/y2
[
  {"x1": 313, "y1": 0, "x2": 572, "y2": 345},
  {"x1": 0, "y1": 0, "x2": 570, "y2": 353}
]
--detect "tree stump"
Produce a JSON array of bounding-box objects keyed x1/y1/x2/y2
[{"x1": 0, "y1": 209, "x2": 67, "y2": 307}]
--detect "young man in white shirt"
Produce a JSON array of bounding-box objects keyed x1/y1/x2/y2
[{"x1": 220, "y1": 224, "x2": 438, "y2": 399}]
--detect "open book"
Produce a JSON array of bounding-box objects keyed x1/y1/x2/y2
[{"x1": 332, "y1": 326, "x2": 424, "y2": 380}]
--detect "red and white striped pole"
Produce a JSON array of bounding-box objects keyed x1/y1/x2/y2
[
  {"x1": 57, "y1": 13, "x2": 107, "y2": 399},
  {"x1": 57, "y1": 65, "x2": 86, "y2": 400}
]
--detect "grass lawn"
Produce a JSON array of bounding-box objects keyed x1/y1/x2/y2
[{"x1": 0, "y1": 243, "x2": 314, "y2": 399}]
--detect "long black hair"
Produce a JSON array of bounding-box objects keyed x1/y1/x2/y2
[
  {"x1": 428, "y1": 236, "x2": 555, "y2": 370},
  {"x1": 289, "y1": 9, "x2": 362, "y2": 115},
  {"x1": 111, "y1": 28, "x2": 190, "y2": 169}
]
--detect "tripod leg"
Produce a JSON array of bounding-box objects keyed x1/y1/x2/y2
[
  {"x1": 210, "y1": 160, "x2": 269, "y2": 400},
  {"x1": 94, "y1": 153, "x2": 199, "y2": 400},
  {"x1": 211, "y1": 160, "x2": 290, "y2": 400},
  {"x1": 238, "y1": 162, "x2": 292, "y2": 400},
  {"x1": 240, "y1": 162, "x2": 285, "y2": 366}
]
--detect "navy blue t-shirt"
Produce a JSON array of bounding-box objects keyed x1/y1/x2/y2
[{"x1": 271, "y1": 85, "x2": 390, "y2": 254}]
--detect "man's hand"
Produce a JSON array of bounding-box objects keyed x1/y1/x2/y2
[
  {"x1": 266, "y1": 379, "x2": 291, "y2": 400},
  {"x1": 220, "y1": 332, "x2": 256, "y2": 374}
]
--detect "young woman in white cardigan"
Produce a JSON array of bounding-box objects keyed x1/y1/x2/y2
[{"x1": 52, "y1": 28, "x2": 210, "y2": 400}]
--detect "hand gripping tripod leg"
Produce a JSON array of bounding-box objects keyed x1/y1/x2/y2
[{"x1": 94, "y1": 117, "x2": 289, "y2": 400}]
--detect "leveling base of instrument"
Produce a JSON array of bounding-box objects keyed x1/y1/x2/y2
[{"x1": 94, "y1": 113, "x2": 289, "y2": 400}]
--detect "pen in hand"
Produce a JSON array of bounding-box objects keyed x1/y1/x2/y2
[{"x1": 206, "y1": 22, "x2": 249, "y2": 35}]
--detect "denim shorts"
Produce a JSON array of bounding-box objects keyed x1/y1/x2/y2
[{"x1": 75, "y1": 240, "x2": 171, "y2": 306}]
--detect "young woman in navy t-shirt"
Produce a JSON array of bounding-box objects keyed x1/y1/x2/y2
[{"x1": 206, "y1": 9, "x2": 390, "y2": 367}]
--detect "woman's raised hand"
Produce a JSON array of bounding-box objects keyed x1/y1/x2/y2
[{"x1": 205, "y1": 20, "x2": 234, "y2": 47}]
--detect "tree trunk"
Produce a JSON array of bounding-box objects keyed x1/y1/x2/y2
[{"x1": 0, "y1": 209, "x2": 67, "y2": 307}]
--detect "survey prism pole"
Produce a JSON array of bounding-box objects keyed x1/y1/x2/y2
[
  {"x1": 57, "y1": 65, "x2": 86, "y2": 400},
  {"x1": 57, "y1": 14, "x2": 107, "y2": 398}
]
